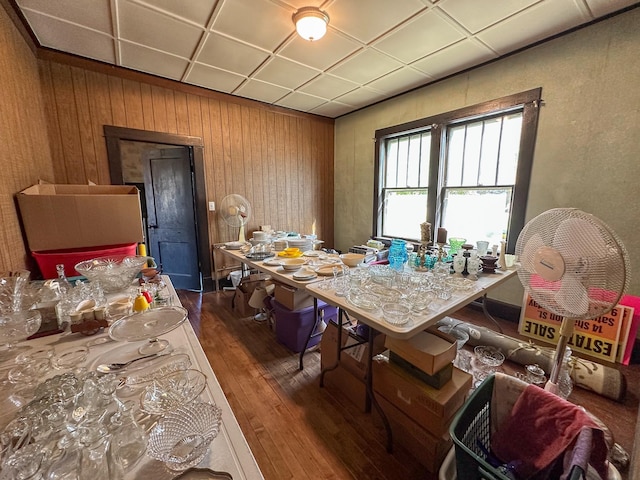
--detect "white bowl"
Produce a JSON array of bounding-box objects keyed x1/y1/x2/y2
[
  {"x1": 340, "y1": 253, "x2": 365, "y2": 267},
  {"x1": 281, "y1": 258, "x2": 307, "y2": 272}
]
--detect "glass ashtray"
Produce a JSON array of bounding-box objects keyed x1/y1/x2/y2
[
  {"x1": 141, "y1": 369, "x2": 207, "y2": 415},
  {"x1": 52, "y1": 345, "x2": 89, "y2": 370}
]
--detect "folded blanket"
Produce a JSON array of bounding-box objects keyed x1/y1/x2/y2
[{"x1": 491, "y1": 384, "x2": 608, "y2": 479}]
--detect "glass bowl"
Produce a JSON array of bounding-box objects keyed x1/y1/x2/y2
[
  {"x1": 74, "y1": 255, "x2": 152, "y2": 293},
  {"x1": 0, "y1": 310, "x2": 41, "y2": 347},
  {"x1": 141, "y1": 369, "x2": 207, "y2": 415},
  {"x1": 147, "y1": 402, "x2": 222, "y2": 471},
  {"x1": 381, "y1": 303, "x2": 411, "y2": 325}
]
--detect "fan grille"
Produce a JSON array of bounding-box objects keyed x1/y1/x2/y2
[
  {"x1": 515, "y1": 208, "x2": 629, "y2": 319},
  {"x1": 219, "y1": 194, "x2": 252, "y2": 228}
]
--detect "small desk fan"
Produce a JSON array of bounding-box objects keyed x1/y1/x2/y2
[
  {"x1": 220, "y1": 194, "x2": 252, "y2": 242},
  {"x1": 515, "y1": 208, "x2": 630, "y2": 394}
]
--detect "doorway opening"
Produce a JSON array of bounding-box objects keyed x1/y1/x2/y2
[{"x1": 104, "y1": 126, "x2": 212, "y2": 292}]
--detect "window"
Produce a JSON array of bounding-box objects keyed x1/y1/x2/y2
[{"x1": 374, "y1": 89, "x2": 541, "y2": 252}]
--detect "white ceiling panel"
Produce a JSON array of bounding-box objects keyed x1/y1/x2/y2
[
  {"x1": 11, "y1": 0, "x2": 635, "y2": 118},
  {"x1": 196, "y1": 33, "x2": 269, "y2": 76},
  {"x1": 22, "y1": 11, "x2": 115, "y2": 64},
  {"x1": 412, "y1": 39, "x2": 497, "y2": 78},
  {"x1": 185, "y1": 63, "x2": 246, "y2": 93}
]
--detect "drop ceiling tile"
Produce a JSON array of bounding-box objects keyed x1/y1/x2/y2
[
  {"x1": 234, "y1": 79, "x2": 291, "y2": 104},
  {"x1": 476, "y1": 0, "x2": 591, "y2": 55},
  {"x1": 253, "y1": 56, "x2": 320, "y2": 90},
  {"x1": 196, "y1": 33, "x2": 269, "y2": 76},
  {"x1": 437, "y1": 0, "x2": 540, "y2": 34},
  {"x1": 275, "y1": 91, "x2": 327, "y2": 111},
  {"x1": 186, "y1": 63, "x2": 246, "y2": 93},
  {"x1": 21, "y1": 11, "x2": 115, "y2": 63},
  {"x1": 334, "y1": 87, "x2": 388, "y2": 108},
  {"x1": 120, "y1": 42, "x2": 189, "y2": 80},
  {"x1": 212, "y1": 0, "x2": 293, "y2": 51},
  {"x1": 412, "y1": 39, "x2": 497, "y2": 78},
  {"x1": 584, "y1": 0, "x2": 638, "y2": 17},
  {"x1": 366, "y1": 66, "x2": 430, "y2": 95},
  {"x1": 117, "y1": 0, "x2": 203, "y2": 58},
  {"x1": 279, "y1": 31, "x2": 361, "y2": 71},
  {"x1": 326, "y1": 0, "x2": 426, "y2": 44},
  {"x1": 373, "y1": 9, "x2": 465, "y2": 64},
  {"x1": 310, "y1": 101, "x2": 354, "y2": 118},
  {"x1": 17, "y1": 0, "x2": 112, "y2": 34},
  {"x1": 135, "y1": 0, "x2": 217, "y2": 27},
  {"x1": 299, "y1": 75, "x2": 358, "y2": 99},
  {"x1": 329, "y1": 48, "x2": 403, "y2": 85}
]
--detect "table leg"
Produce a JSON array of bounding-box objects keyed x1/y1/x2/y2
[
  {"x1": 299, "y1": 297, "x2": 321, "y2": 370},
  {"x1": 365, "y1": 330, "x2": 393, "y2": 453}
]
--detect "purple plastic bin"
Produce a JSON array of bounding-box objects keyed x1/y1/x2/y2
[{"x1": 272, "y1": 299, "x2": 338, "y2": 353}]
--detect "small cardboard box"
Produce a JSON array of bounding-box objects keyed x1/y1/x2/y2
[
  {"x1": 17, "y1": 183, "x2": 144, "y2": 251},
  {"x1": 274, "y1": 282, "x2": 314, "y2": 311},
  {"x1": 233, "y1": 289, "x2": 258, "y2": 317},
  {"x1": 384, "y1": 327, "x2": 456, "y2": 375},
  {"x1": 373, "y1": 359, "x2": 472, "y2": 437},
  {"x1": 321, "y1": 320, "x2": 386, "y2": 381},
  {"x1": 374, "y1": 395, "x2": 452, "y2": 473}
]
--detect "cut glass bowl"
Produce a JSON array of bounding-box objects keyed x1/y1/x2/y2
[
  {"x1": 147, "y1": 402, "x2": 222, "y2": 471},
  {"x1": 75, "y1": 255, "x2": 152, "y2": 293},
  {"x1": 381, "y1": 303, "x2": 410, "y2": 326}
]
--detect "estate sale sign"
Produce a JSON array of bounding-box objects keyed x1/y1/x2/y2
[{"x1": 518, "y1": 294, "x2": 632, "y2": 363}]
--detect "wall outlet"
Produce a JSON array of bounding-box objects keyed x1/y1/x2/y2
[{"x1": 208, "y1": 201, "x2": 215, "y2": 212}]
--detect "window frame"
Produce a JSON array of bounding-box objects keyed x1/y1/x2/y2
[{"x1": 373, "y1": 88, "x2": 542, "y2": 253}]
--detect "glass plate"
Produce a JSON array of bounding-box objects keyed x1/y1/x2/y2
[
  {"x1": 347, "y1": 293, "x2": 378, "y2": 310},
  {"x1": 109, "y1": 306, "x2": 188, "y2": 342}
]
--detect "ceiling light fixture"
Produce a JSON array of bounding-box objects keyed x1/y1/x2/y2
[{"x1": 292, "y1": 7, "x2": 329, "y2": 42}]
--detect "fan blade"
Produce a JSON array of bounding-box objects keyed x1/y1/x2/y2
[
  {"x1": 521, "y1": 233, "x2": 545, "y2": 273},
  {"x1": 552, "y1": 217, "x2": 608, "y2": 261},
  {"x1": 555, "y1": 276, "x2": 589, "y2": 316}
]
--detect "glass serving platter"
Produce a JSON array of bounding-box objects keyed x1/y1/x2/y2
[
  {"x1": 140, "y1": 368, "x2": 207, "y2": 415},
  {"x1": 108, "y1": 306, "x2": 188, "y2": 342},
  {"x1": 123, "y1": 353, "x2": 192, "y2": 388}
]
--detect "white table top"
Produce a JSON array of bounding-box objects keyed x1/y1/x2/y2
[
  {"x1": 306, "y1": 268, "x2": 517, "y2": 339},
  {"x1": 219, "y1": 247, "x2": 337, "y2": 290},
  {"x1": 0, "y1": 276, "x2": 263, "y2": 479}
]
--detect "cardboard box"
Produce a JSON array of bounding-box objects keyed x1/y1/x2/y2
[
  {"x1": 274, "y1": 282, "x2": 314, "y2": 311},
  {"x1": 321, "y1": 320, "x2": 386, "y2": 381},
  {"x1": 232, "y1": 288, "x2": 258, "y2": 317},
  {"x1": 373, "y1": 360, "x2": 472, "y2": 437},
  {"x1": 384, "y1": 327, "x2": 456, "y2": 375},
  {"x1": 374, "y1": 395, "x2": 452, "y2": 473},
  {"x1": 390, "y1": 351, "x2": 453, "y2": 389},
  {"x1": 17, "y1": 183, "x2": 144, "y2": 251},
  {"x1": 322, "y1": 363, "x2": 368, "y2": 412}
]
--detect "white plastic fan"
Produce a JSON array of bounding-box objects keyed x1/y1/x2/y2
[
  {"x1": 219, "y1": 194, "x2": 252, "y2": 242},
  {"x1": 515, "y1": 208, "x2": 629, "y2": 394}
]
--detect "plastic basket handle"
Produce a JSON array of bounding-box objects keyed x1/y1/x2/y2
[{"x1": 478, "y1": 465, "x2": 506, "y2": 480}]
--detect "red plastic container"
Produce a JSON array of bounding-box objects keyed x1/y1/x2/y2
[
  {"x1": 32, "y1": 243, "x2": 138, "y2": 279},
  {"x1": 272, "y1": 299, "x2": 338, "y2": 353}
]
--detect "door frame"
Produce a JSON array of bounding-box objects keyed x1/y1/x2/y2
[{"x1": 104, "y1": 125, "x2": 213, "y2": 292}]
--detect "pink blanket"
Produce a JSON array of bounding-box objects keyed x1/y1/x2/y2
[{"x1": 491, "y1": 384, "x2": 608, "y2": 479}]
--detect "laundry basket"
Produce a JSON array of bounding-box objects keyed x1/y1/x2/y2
[{"x1": 450, "y1": 374, "x2": 584, "y2": 480}]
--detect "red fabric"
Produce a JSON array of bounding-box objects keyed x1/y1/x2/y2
[{"x1": 491, "y1": 384, "x2": 608, "y2": 479}]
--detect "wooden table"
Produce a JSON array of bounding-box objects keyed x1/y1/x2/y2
[{"x1": 0, "y1": 276, "x2": 263, "y2": 479}]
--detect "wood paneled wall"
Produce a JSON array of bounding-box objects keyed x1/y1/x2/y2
[
  {"x1": 0, "y1": 4, "x2": 54, "y2": 271},
  {"x1": 38, "y1": 55, "x2": 335, "y2": 261}
]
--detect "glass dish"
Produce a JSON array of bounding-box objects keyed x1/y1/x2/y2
[
  {"x1": 123, "y1": 353, "x2": 192, "y2": 387},
  {"x1": 347, "y1": 292, "x2": 378, "y2": 311},
  {"x1": 381, "y1": 303, "x2": 410, "y2": 325},
  {"x1": 147, "y1": 402, "x2": 222, "y2": 471},
  {"x1": 74, "y1": 255, "x2": 152, "y2": 293},
  {"x1": 140, "y1": 369, "x2": 207, "y2": 415},
  {"x1": 109, "y1": 306, "x2": 187, "y2": 343}
]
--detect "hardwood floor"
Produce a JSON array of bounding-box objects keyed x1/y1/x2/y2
[{"x1": 178, "y1": 289, "x2": 640, "y2": 480}]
